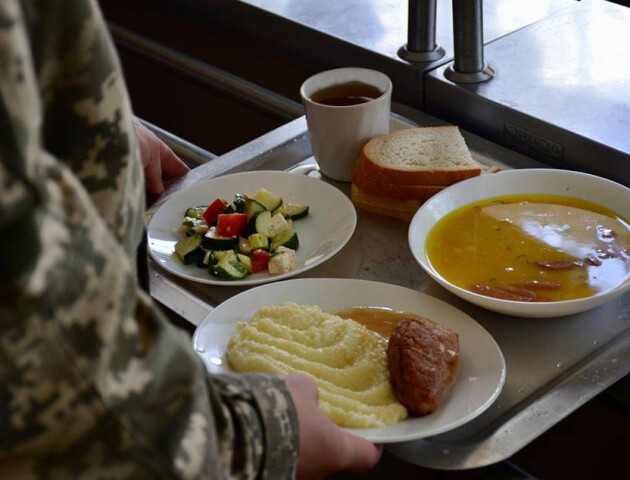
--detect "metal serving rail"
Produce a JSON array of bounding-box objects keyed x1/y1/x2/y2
[{"x1": 145, "y1": 112, "x2": 630, "y2": 471}]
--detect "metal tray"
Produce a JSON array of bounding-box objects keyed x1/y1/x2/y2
[{"x1": 145, "y1": 111, "x2": 630, "y2": 470}]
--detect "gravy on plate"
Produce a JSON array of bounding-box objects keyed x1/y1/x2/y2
[{"x1": 333, "y1": 307, "x2": 413, "y2": 338}]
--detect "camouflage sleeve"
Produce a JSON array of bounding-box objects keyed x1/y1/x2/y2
[
  {"x1": 0, "y1": 155, "x2": 40, "y2": 286},
  {"x1": 0, "y1": 1, "x2": 299, "y2": 478}
]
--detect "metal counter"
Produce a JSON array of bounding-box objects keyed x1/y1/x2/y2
[
  {"x1": 145, "y1": 113, "x2": 630, "y2": 470},
  {"x1": 186, "y1": 0, "x2": 574, "y2": 108},
  {"x1": 426, "y1": 0, "x2": 630, "y2": 187},
  {"x1": 230, "y1": 0, "x2": 573, "y2": 65}
]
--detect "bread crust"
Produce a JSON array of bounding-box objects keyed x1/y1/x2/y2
[
  {"x1": 352, "y1": 155, "x2": 445, "y2": 201},
  {"x1": 361, "y1": 127, "x2": 483, "y2": 185},
  {"x1": 350, "y1": 184, "x2": 418, "y2": 222},
  {"x1": 360, "y1": 153, "x2": 482, "y2": 186}
]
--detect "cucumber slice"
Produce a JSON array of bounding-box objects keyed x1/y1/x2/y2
[
  {"x1": 237, "y1": 254, "x2": 253, "y2": 273},
  {"x1": 178, "y1": 217, "x2": 196, "y2": 236},
  {"x1": 212, "y1": 251, "x2": 249, "y2": 280},
  {"x1": 192, "y1": 223, "x2": 210, "y2": 235},
  {"x1": 184, "y1": 206, "x2": 208, "y2": 219},
  {"x1": 249, "y1": 188, "x2": 283, "y2": 211},
  {"x1": 202, "y1": 228, "x2": 238, "y2": 250},
  {"x1": 212, "y1": 250, "x2": 232, "y2": 262},
  {"x1": 175, "y1": 235, "x2": 203, "y2": 264},
  {"x1": 214, "y1": 261, "x2": 248, "y2": 280},
  {"x1": 197, "y1": 249, "x2": 212, "y2": 268},
  {"x1": 255, "y1": 210, "x2": 274, "y2": 237},
  {"x1": 274, "y1": 204, "x2": 309, "y2": 220},
  {"x1": 179, "y1": 216, "x2": 209, "y2": 237},
  {"x1": 248, "y1": 233, "x2": 269, "y2": 250},
  {"x1": 271, "y1": 231, "x2": 299, "y2": 250},
  {"x1": 244, "y1": 198, "x2": 267, "y2": 236},
  {"x1": 255, "y1": 211, "x2": 291, "y2": 238},
  {"x1": 238, "y1": 235, "x2": 251, "y2": 254},
  {"x1": 245, "y1": 198, "x2": 267, "y2": 222}
]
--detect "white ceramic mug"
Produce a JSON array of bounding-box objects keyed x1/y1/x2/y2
[{"x1": 300, "y1": 68, "x2": 392, "y2": 182}]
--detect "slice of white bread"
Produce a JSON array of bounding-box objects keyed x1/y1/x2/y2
[
  {"x1": 350, "y1": 184, "x2": 419, "y2": 222},
  {"x1": 352, "y1": 155, "x2": 446, "y2": 201},
  {"x1": 360, "y1": 126, "x2": 483, "y2": 185}
]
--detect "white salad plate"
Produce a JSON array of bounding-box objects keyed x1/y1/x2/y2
[
  {"x1": 147, "y1": 171, "x2": 357, "y2": 286},
  {"x1": 192, "y1": 278, "x2": 506, "y2": 443},
  {"x1": 409, "y1": 168, "x2": 630, "y2": 318}
]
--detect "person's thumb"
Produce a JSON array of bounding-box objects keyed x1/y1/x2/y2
[
  {"x1": 159, "y1": 141, "x2": 189, "y2": 178},
  {"x1": 340, "y1": 432, "x2": 383, "y2": 474}
]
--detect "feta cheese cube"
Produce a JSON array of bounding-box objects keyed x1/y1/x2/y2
[
  {"x1": 268, "y1": 247, "x2": 296, "y2": 275},
  {"x1": 269, "y1": 213, "x2": 290, "y2": 236}
]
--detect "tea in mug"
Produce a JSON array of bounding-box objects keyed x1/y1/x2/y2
[{"x1": 310, "y1": 81, "x2": 384, "y2": 106}]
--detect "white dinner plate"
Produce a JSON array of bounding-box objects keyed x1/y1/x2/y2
[
  {"x1": 147, "y1": 171, "x2": 356, "y2": 286},
  {"x1": 192, "y1": 278, "x2": 506, "y2": 443}
]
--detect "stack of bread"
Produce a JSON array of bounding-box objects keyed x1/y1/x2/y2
[{"x1": 351, "y1": 126, "x2": 494, "y2": 221}]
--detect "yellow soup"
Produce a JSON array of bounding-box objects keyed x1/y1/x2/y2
[{"x1": 426, "y1": 194, "x2": 630, "y2": 302}]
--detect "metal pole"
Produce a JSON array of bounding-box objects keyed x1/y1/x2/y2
[
  {"x1": 445, "y1": 0, "x2": 494, "y2": 83},
  {"x1": 453, "y1": 0, "x2": 484, "y2": 73},
  {"x1": 398, "y1": 0, "x2": 445, "y2": 63},
  {"x1": 409, "y1": 0, "x2": 436, "y2": 52}
]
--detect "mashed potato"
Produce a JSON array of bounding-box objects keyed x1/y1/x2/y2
[{"x1": 226, "y1": 302, "x2": 408, "y2": 428}]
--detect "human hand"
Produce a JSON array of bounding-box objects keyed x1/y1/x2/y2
[
  {"x1": 283, "y1": 375, "x2": 383, "y2": 480},
  {"x1": 133, "y1": 117, "x2": 190, "y2": 195}
]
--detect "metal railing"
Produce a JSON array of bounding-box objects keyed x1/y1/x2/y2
[{"x1": 109, "y1": 23, "x2": 303, "y2": 122}]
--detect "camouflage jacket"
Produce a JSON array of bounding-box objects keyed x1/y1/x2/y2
[{"x1": 0, "y1": 1, "x2": 298, "y2": 478}]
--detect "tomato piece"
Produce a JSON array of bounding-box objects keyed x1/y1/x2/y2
[
  {"x1": 251, "y1": 249, "x2": 270, "y2": 273},
  {"x1": 202, "y1": 199, "x2": 228, "y2": 225},
  {"x1": 216, "y1": 213, "x2": 248, "y2": 237}
]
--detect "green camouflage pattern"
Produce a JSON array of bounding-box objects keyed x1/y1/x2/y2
[{"x1": 0, "y1": 1, "x2": 299, "y2": 478}]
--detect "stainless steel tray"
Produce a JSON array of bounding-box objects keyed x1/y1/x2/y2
[{"x1": 145, "y1": 112, "x2": 630, "y2": 470}]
